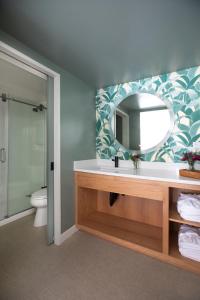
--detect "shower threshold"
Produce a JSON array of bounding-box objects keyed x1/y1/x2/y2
[{"x1": 0, "y1": 207, "x2": 35, "y2": 227}]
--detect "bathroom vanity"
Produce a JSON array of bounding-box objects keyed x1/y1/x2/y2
[{"x1": 74, "y1": 160, "x2": 200, "y2": 274}]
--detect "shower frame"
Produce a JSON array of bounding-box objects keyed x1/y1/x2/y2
[
  {"x1": 0, "y1": 99, "x2": 8, "y2": 220},
  {"x1": 0, "y1": 41, "x2": 61, "y2": 245}
]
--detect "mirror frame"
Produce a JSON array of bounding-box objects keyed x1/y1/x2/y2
[{"x1": 109, "y1": 92, "x2": 175, "y2": 154}]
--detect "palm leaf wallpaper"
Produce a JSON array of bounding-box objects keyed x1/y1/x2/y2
[{"x1": 96, "y1": 66, "x2": 200, "y2": 162}]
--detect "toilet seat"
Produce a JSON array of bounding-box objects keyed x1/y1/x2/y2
[{"x1": 32, "y1": 188, "x2": 47, "y2": 199}]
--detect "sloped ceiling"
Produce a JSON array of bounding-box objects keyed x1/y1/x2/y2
[{"x1": 0, "y1": 0, "x2": 200, "y2": 88}]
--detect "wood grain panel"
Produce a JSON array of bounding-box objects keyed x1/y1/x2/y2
[
  {"x1": 97, "y1": 191, "x2": 162, "y2": 227},
  {"x1": 75, "y1": 186, "x2": 97, "y2": 224},
  {"x1": 76, "y1": 172, "x2": 164, "y2": 201},
  {"x1": 79, "y1": 211, "x2": 162, "y2": 252},
  {"x1": 75, "y1": 171, "x2": 200, "y2": 275},
  {"x1": 162, "y1": 187, "x2": 169, "y2": 254}
]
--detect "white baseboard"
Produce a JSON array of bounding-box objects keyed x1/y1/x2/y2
[
  {"x1": 55, "y1": 225, "x2": 78, "y2": 245},
  {"x1": 0, "y1": 208, "x2": 35, "y2": 227}
]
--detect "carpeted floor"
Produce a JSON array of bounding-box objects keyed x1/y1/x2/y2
[{"x1": 0, "y1": 215, "x2": 200, "y2": 300}]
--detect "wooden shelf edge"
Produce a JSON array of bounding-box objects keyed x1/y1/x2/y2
[
  {"x1": 169, "y1": 204, "x2": 200, "y2": 228},
  {"x1": 77, "y1": 223, "x2": 163, "y2": 258},
  {"x1": 79, "y1": 211, "x2": 162, "y2": 251},
  {"x1": 166, "y1": 253, "x2": 200, "y2": 275},
  {"x1": 169, "y1": 232, "x2": 200, "y2": 275}
]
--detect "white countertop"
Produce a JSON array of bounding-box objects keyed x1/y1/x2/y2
[{"x1": 74, "y1": 159, "x2": 200, "y2": 186}]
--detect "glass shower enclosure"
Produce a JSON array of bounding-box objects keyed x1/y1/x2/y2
[{"x1": 0, "y1": 98, "x2": 46, "y2": 220}]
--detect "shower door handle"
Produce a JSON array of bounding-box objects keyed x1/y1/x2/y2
[{"x1": 0, "y1": 148, "x2": 6, "y2": 163}]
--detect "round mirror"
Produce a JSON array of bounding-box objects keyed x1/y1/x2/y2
[{"x1": 112, "y1": 93, "x2": 174, "y2": 153}]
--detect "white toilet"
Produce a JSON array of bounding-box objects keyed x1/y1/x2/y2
[{"x1": 30, "y1": 188, "x2": 47, "y2": 227}]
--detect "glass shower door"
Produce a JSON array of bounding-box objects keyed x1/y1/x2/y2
[
  {"x1": 7, "y1": 101, "x2": 46, "y2": 217},
  {"x1": 0, "y1": 100, "x2": 8, "y2": 220}
]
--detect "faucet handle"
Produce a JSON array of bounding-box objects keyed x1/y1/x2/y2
[
  {"x1": 112, "y1": 156, "x2": 119, "y2": 167},
  {"x1": 112, "y1": 155, "x2": 118, "y2": 161}
]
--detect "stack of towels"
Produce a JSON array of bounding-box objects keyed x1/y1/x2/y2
[
  {"x1": 177, "y1": 193, "x2": 200, "y2": 261},
  {"x1": 177, "y1": 193, "x2": 200, "y2": 222},
  {"x1": 178, "y1": 225, "x2": 200, "y2": 262}
]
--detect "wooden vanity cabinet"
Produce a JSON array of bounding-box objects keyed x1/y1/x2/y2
[{"x1": 75, "y1": 171, "x2": 200, "y2": 275}]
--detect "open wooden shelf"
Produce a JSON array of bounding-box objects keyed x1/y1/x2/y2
[
  {"x1": 169, "y1": 232, "x2": 200, "y2": 274},
  {"x1": 79, "y1": 211, "x2": 162, "y2": 253},
  {"x1": 169, "y1": 203, "x2": 200, "y2": 228},
  {"x1": 76, "y1": 172, "x2": 200, "y2": 274}
]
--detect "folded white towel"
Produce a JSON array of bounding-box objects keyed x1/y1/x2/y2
[
  {"x1": 178, "y1": 193, "x2": 200, "y2": 201},
  {"x1": 178, "y1": 215, "x2": 200, "y2": 222},
  {"x1": 179, "y1": 250, "x2": 200, "y2": 262},
  {"x1": 178, "y1": 225, "x2": 200, "y2": 262},
  {"x1": 177, "y1": 193, "x2": 200, "y2": 222},
  {"x1": 179, "y1": 224, "x2": 200, "y2": 236}
]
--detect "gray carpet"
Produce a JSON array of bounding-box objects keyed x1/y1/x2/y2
[{"x1": 0, "y1": 215, "x2": 200, "y2": 300}]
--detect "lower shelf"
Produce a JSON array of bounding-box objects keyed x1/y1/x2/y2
[
  {"x1": 169, "y1": 232, "x2": 200, "y2": 273},
  {"x1": 78, "y1": 212, "x2": 162, "y2": 253}
]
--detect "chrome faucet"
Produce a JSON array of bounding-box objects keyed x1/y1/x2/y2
[{"x1": 112, "y1": 156, "x2": 119, "y2": 168}]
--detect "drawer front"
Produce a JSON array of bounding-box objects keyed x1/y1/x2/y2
[{"x1": 75, "y1": 172, "x2": 164, "y2": 201}]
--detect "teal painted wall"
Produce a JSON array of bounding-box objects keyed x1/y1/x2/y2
[
  {"x1": 0, "y1": 30, "x2": 96, "y2": 232},
  {"x1": 96, "y1": 67, "x2": 200, "y2": 162}
]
